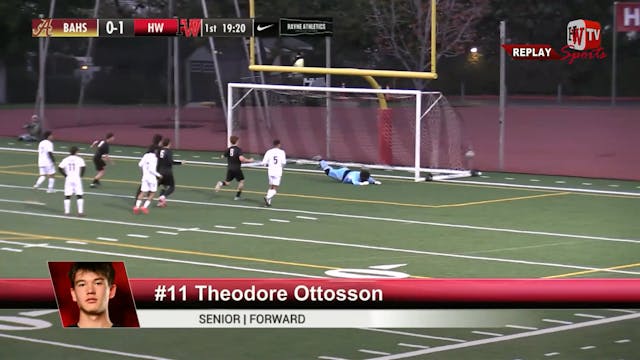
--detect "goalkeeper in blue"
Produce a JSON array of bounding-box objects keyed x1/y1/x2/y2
[{"x1": 319, "y1": 160, "x2": 381, "y2": 186}]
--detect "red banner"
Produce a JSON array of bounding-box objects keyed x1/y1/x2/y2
[
  {"x1": 1, "y1": 278, "x2": 639, "y2": 308},
  {"x1": 616, "y1": 2, "x2": 640, "y2": 31}
]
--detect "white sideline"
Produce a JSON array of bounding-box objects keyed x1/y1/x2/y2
[
  {"x1": 0, "y1": 333, "x2": 174, "y2": 360},
  {"x1": 1, "y1": 208, "x2": 640, "y2": 276},
  {"x1": 366, "y1": 312, "x2": 640, "y2": 359},
  {"x1": 3, "y1": 146, "x2": 640, "y2": 190}
]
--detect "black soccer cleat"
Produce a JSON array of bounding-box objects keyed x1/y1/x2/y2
[{"x1": 263, "y1": 197, "x2": 272, "y2": 207}]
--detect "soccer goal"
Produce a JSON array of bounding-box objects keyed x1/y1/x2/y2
[{"x1": 227, "y1": 83, "x2": 474, "y2": 181}]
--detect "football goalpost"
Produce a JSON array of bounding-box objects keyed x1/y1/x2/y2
[{"x1": 227, "y1": 82, "x2": 474, "y2": 182}]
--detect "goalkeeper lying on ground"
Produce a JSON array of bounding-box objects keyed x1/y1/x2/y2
[{"x1": 319, "y1": 160, "x2": 381, "y2": 186}]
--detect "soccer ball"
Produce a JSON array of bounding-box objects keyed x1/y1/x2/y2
[{"x1": 465, "y1": 150, "x2": 475, "y2": 158}]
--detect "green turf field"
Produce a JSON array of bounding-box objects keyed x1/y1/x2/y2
[{"x1": 0, "y1": 137, "x2": 638, "y2": 359}]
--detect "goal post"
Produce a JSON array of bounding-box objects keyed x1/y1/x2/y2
[{"x1": 227, "y1": 82, "x2": 474, "y2": 182}]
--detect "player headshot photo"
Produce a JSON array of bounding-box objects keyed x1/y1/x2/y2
[{"x1": 48, "y1": 261, "x2": 140, "y2": 328}]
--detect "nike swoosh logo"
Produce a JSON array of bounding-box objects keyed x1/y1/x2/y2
[{"x1": 256, "y1": 24, "x2": 274, "y2": 31}]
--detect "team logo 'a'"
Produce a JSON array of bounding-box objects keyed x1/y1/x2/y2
[{"x1": 32, "y1": 19, "x2": 53, "y2": 37}]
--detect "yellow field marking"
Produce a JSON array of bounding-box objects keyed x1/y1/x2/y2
[
  {"x1": 0, "y1": 229, "x2": 428, "y2": 279},
  {"x1": 0, "y1": 169, "x2": 568, "y2": 209},
  {"x1": 434, "y1": 192, "x2": 571, "y2": 208},
  {"x1": 0, "y1": 236, "x2": 47, "y2": 240},
  {"x1": 543, "y1": 262, "x2": 640, "y2": 278},
  {"x1": 0, "y1": 230, "x2": 338, "y2": 271},
  {"x1": 0, "y1": 163, "x2": 35, "y2": 170}
]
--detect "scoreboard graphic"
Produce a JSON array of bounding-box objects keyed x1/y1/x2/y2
[{"x1": 31, "y1": 17, "x2": 333, "y2": 38}]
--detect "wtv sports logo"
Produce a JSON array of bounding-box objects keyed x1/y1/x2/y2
[
  {"x1": 502, "y1": 19, "x2": 607, "y2": 63},
  {"x1": 567, "y1": 19, "x2": 601, "y2": 50}
]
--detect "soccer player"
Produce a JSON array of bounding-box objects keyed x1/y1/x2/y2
[
  {"x1": 214, "y1": 135, "x2": 254, "y2": 200},
  {"x1": 133, "y1": 134, "x2": 163, "y2": 202},
  {"x1": 33, "y1": 130, "x2": 56, "y2": 193},
  {"x1": 90, "y1": 133, "x2": 115, "y2": 188},
  {"x1": 262, "y1": 139, "x2": 286, "y2": 207},
  {"x1": 319, "y1": 160, "x2": 382, "y2": 186},
  {"x1": 156, "y1": 138, "x2": 182, "y2": 207},
  {"x1": 68, "y1": 262, "x2": 117, "y2": 328},
  {"x1": 133, "y1": 148, "x2": 162, "y2": 214},
  {"x1": 58, "y1": 146, "x2": 86, "y2": 217}
]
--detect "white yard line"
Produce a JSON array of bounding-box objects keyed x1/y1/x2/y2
[
  {"x1": 214, "y1": 225, "x2": 236, "y2": 229},
  {"x1": 127, "y1": 234, "x2": 149, "y2": 238},
  {"x1": 96, "y1": 237, "x2": 119, "y2": 242},
  {"x1": 1, "y1": 208, "x2": 640, "y2": 275},
  {"x1": 398, "y1": 343, "x2": 429, "y2": 349},
  {"x1": 296, "y1": 216, "x2": 318, "y2": 220},
  {"x1": 18, "y1": 310, "x2": 58, "y2": 317},
  {"x1": 574, "y1": 313, "x2": 605, "y2": 319},
  {"x1": 0, "y1": 199, "x2": 46, "y2": 206},
  {"x1": 471, "y1": 331, "x2": 503, "y2": 337},
  {"x1": 0, "y1": 333, "x2": 174, "y2": 359},
  {"x1": 366, "y1": 313, "x2": 640, "y2": 359},
  {"x1": 156, "y1": 231, "x2": 178, "y2": 235},
  {"x1": 269, "y1": 219, "x2": 290, "y2": 223},
  {"x1": 242, "y1": 222, "x2": 264, "y2": 226},
  {"x1": 542, "y1": 319, "x2": 573, "y2": 325},
  {"x1": 1, "y1": 247, "x2": 22, "y2": 252},
  {"x1": 1, "y1": 183, "x2": 639, "y2": 246},
  {"x1": 362, "y1": 328, "x2": 466, "y2": 343},
  {"x1": 358, "y1": 349, "x2": 390, "y2": 356},
  {"x1": 506, "y1": 324, "x2": 538, "y2": 330}
]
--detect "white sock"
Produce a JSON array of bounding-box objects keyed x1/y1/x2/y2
[
  {"x1": 77, "y1": 198, "x2": 84, "y2": 214},
  {"x1": 34, "y1": 176, "x2": 45, "y2": 187},
  {"x1": 135, "y1": 200, "x2": 142, "y2": 208},
  {"x1": 266, "y1": 189, "x2": 277, "y2": 200},
  {"x1": 48, "y1": 177, "x2": 55, "y2": 190},
  {"x1": 143, "y1": 200, "x2": 151, "y2": 208},
  {"x1": 64, "y1": 199, "x2": 70, "y2": 214}
]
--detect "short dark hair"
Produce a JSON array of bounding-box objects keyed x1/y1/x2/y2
[
  {"x1": 68, "y1": 262, "x2": 115, "y2": 288},
  {"x1": 229, "y1": 135, "x2": 239, "y2": 145},
  {"x1": 161, "y1": 138, "x2": 171, "y2": 147},
  {"x1": 359, "y1": 170, "x2": 371, "y2": 182},
  {"x1": 69, "y1": 146, "x2": 79, "y2": 155},
  {"x1": 42, "y1": 130, "x2": 52, "y2": 139},
  {"x1": 152, "y1": 134, "x2": 163, "y2": 145},
  {"x1": 273, "y1": 139, "x2": 281, "y2": 146},
  {"x1": 106, "y1": 132, "x2": 115, "y2": 139}
]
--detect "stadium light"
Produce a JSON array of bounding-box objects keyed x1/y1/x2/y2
[{"x1": 470, "y1": 47, "x2": 478, "y2": 53}]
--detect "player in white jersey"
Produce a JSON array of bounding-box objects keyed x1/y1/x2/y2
[
  {"x1": 133, "y1": 150, "x2": 162, "y2": 214},
  {"x1": 58, "y1": 146, "x2": 86, "y2": 216},
  {"x1": 261, "y1": 139, "x2": 286, "y2": 207},
  {"x1": 33, "y1": 130, "x2": 56, "y2": 193}
]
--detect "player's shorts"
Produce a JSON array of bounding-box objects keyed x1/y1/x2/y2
[
  {"x1": 64, "y1": 178, "x2": 84, "y2": 196},
  {"x1": 225, "y1": 168, "x2": 244, "y2": 182},
  {"x1": 39, "y1": 165, "x2": 55, "y2": 176},
  {"x1": 268, "y1": 175, "x2": 282, "y2": 187},
  {"x1": 140, "y1": 177, "x2": 158, "y2": 193},
  {"x1": 158, "y1": 172, "x2": 175, "y2": 187},
  {"x1": 93, "y1": 157, "x2": 106, "y2": 171}
]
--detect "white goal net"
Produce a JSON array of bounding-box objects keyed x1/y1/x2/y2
[{"x1": 227, "y1": 83, "x2": 474, "y2": 181}]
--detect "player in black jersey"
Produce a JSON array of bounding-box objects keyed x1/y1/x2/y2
[
  {"x1": 156, "y1": 138, "x2": 182, "y2": 207},
  {"x1": 90, "y1": 133, "x2": 115, "y2": 188},
  {"x1": 214, "y1": 135, "x2": 254, "y2": 200}
]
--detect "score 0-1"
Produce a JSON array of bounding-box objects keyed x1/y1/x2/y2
[{"x1": 99, "y1": 19, "x2": 133, "y2": 37}]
